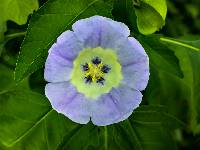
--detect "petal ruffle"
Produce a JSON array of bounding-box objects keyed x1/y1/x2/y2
[
  {"x1": 44, "y1": 31, "x2": 83, "y2": 82},
  {"x1": 44, "y1": 52, "x2": 73, "y2": 82},
  {"x1": 45, "y1": 82, "x2": 91, "y2": 124},
  {"x1": 50, "y1": 30, "x2": 83, "y2": 60},
  {"x1": 119, "y1": 37, "x2": 149, "y2": 91},
  {"x1": 45, "y1": 82, "x2": 142, "y2": 126},
  {"x1": 90, "y1": 84, "x2": 142, "y2": 126},
  {"x1": 72, "y1": 16, "x2": 130, "y2": 49}
]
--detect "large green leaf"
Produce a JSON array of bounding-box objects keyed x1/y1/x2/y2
[
  {"x1": 57, "y1": 105, "x2": 182, "y2": 150},
  {"x1": 14, "y1": 0, "x2": 113, "y2": 82},
  {"x1": 0, "y1": 64, "x2": 14, "y2": 91},
  {"x1": 3, "y1": 60, "x2": 183, "y2": 149},
  {"x1": 0, "y1": 62, "x2": 76, "y2": 150},
  {"x1": 0, "y1": 63, "x2": 29, "y2": 92},
  {"x1": 0, "y1": 89, "x2": 78, "y2": 150},
  {"x1": 0, "y1": 0, "x2": 38, "y2": 40},
  {"x1": 160, "y1": 37, "x2": 200, "y2": 134},
  {"x1": 0, "y1": 89, "x2": 51, "y2": 147},
  {"x1": 138, "y1": 35, "x2": 188, "y2": 122},
  {"x1": 0, "y1": 86, "x2": 182, "y2": 150}
]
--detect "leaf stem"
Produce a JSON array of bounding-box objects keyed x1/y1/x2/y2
[
  {"x1": 104, "y1": 126, "x2": 108, "y2": 150},
  {"x1": 160, "y1": 37, "x2": 200, "y2": 52},
  {"x1": 5, "y1": 31, "x2": 26, "y2": 40}
]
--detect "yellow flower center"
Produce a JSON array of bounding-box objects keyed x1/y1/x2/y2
[
  {"x1": 85, "y1": 62, "x2": 104, "y2": 82},
  {"x1": 70, "y1": 47, "x2": 122, "y2": 100}
]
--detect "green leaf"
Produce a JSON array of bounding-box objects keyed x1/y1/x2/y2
[
  {"x1": 0, "y1": 0, "x2": 38, "y2": 40},
  {"x1": 0, "y1": 89, "x2": 78, "y2": 150},
  {"x1": 113, "y1": 0, "x2": 138, "y2": 32},
  {"x1": 14, "y1": 0, "x2": 113, "y2": 83},
  {"x1": 160, "y1": 37, "x2": 200, "y2": 134},
  {"x1": 0, "y1": 64, "x2": 14, "y2": 91},
  {"x1": 138, "y1": 35, "x2": 189, "y2": 123},
  {"x1": 135, "y1": 0, "x2": 167, "y2": 35},
  {"x1": 0, "y1": 63, "x2": 29, "y2": 92},
  {"x1": 57, "y1": 105, "x2": 182, "y2": 150},
  {"x1": 138, "y1": 35, "x2": 183, "y2": 77},
  {"x1": 0, "y1": 86, "x2": 182, "y2": 150},
  {"x1": 0, "y1": 89, "x2": 51, "y2": 147}
]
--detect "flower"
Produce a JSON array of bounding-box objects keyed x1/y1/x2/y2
[{"x1": 44, "y1": 16, "x2": 149, "y2": 126}]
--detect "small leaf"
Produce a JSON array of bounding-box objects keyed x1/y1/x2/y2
[
  {"x1": 135, "y1": 0, "x2": 167, "y2": 35},
  {"x1": 14, "y1": 0, "x2": 113, "y2": 83},
  {"x1": 112, "y1": 0, "x2": 167, "y2": 35}
]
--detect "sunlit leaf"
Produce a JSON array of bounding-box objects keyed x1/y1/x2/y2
[
  {"x1": 113, "y1": 0, "x2": 167, "y2": 35},
  {"x1": 0, "y1": 0, "x2": 38, "y2": 40},
  {"x1": 135, "y1": 0, "x2": 167, "y2": 35},
  {"x1": 15, "y1": 0, "x2": 113, "y2": 83}
]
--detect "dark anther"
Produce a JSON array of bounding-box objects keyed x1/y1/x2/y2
[
  {"x1": 101, "y1": 65, "x2": 111, "y2": 73},
  {"x1": 85, "y1": 76, "x2": 92, "y2": 83},
  {"x1": 97, "y1": 77, "x2": 105, "y2": 85},
  {"x1": 92, "y1": 57, "x2": 101, "y2": 65},
  {"x1": 82, "y1": 63, "x2": 89, "y2": 71}
]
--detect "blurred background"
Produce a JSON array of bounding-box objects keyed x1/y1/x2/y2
[{"x1": 0, "y1": 0, "x2": 200, "y2": 149}]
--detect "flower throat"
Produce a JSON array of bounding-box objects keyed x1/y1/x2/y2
[{"x1": 82, "y1": 57, "x2": 111, "y2": 85}]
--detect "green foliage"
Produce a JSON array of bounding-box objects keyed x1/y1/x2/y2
[
  {"x1": 14, "y1": 0, "x2": 113, "y2": 83},
  {"x1": 58, "y1": 105, "x2": 183, "y2": 150},
  {"x1": 1, "y1": 59, "x2": 183, "y2": 150},
  {"x1": 0, "y1": 64, "x2": 14, "y2": 91},
  {"x1": 0, "y1": 0, "x2": 39, "y2": 40},
  {"x1": 0, "y1": 89, "x2": 182, "y2": 150},
  {"x1": 139, "y1": 35, "x2": 187, "y2": 122},
  {"x1": 0, "y1": 0, "x2": 200, "y2": 149},
  {"x1": 140, "y1": 35, "x2": 200, "y2": 134},
  {"x1": 160, "y1": 37, "x2": 200, "y2": 134},
  {"x1": 135, "y1": 0, "x2": 167, "y2": 35},
  {"x1": 165, "y1": 0, "x2": 200, "y2": 37},
  {"x1": 113, "y1": 0, "x2": 167, "y2": 35},
  {"x1": 0, "y1": 89, "x2": 51, "y2": 147}
]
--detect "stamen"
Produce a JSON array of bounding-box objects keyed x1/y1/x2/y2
[
  {"x1": 101, "y1": 65, "x2": 111, "y2": 73},
  {"x1": 82, "y1": 63, "x2": 89, "y2": 71},
  {"x1": 92, "y1": 57, "x2": 101, "y2": 65},
  {"x1": 81, "y1": 57, "x2": 111, "y2": 85},
  {"x1": 85, "y1": 76, "x2": 92, "y2": 84},
  {"x1": 97, "y1": 77, "x2": 105, "y2": 85}
]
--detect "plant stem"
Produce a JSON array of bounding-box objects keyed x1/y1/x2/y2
[
  {"x1": 104, "y1": 126, "x2": 108, "y2": 150},
  {"x1": 5, "y1": 31, "x2": 26, "y2": 40}
]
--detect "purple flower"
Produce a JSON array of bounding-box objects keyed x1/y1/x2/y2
[{"x1": 44, "y1": 16, "x2": 149, "y2": 126}]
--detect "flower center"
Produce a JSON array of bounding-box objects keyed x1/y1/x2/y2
[
  {"x1": 70, "y1": 47, "x2": 122, "y2": 100},
  {"x1": 82, "y1": 57, "x2": 111, "y2": 85}
]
